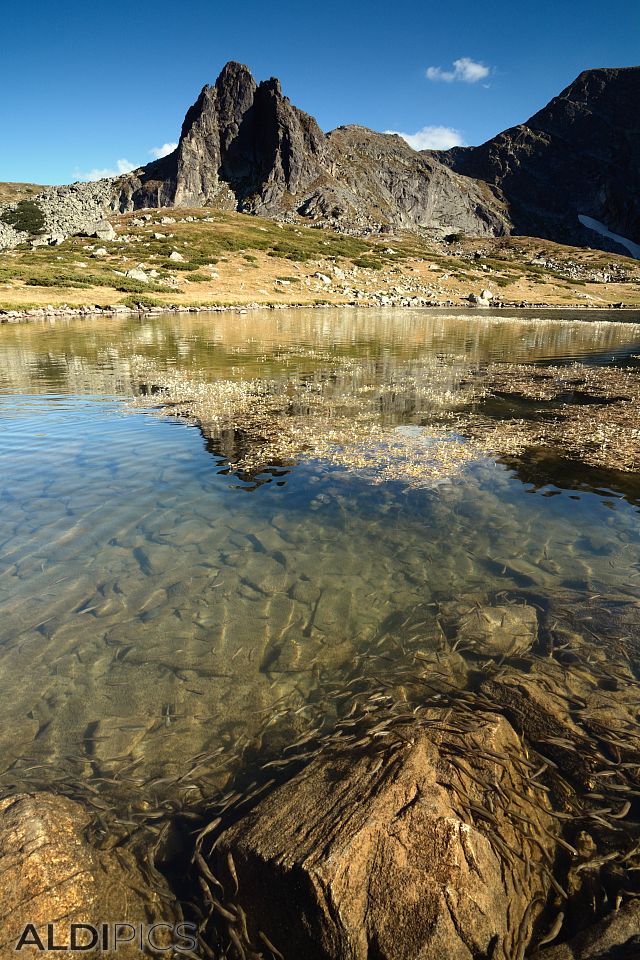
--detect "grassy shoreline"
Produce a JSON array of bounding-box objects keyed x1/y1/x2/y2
[{"x1": 1, "y1": 206, "x2": 639, "y2": 317}]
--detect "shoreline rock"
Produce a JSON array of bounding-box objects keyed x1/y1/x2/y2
[
  {"x1": 0, "y1": 300, "x2": 637, "y2": 325},
  {"x1": 207, "y1": 711, "x2": 556, "y2": 960},
  {"x1": 0, "y1": 793, "x2": 180, "y2": 958}
]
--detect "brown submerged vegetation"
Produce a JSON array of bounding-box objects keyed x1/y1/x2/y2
[
  {"x1": 454, "y1": 362, "x2": 640, "y2": 474},
  {"x1": 131, "y1": 354, "x2": 640, "y2": 485},
  {"x1": 131, "y1": 354, "x2": 487, "y2": 485}
]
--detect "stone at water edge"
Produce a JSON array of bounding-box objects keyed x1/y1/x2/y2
[
  {"x1": 467, "y1": 292, "x2": 490, "y2": 305},
  {"x1": 0, "y1": 793, "x2": 180, "y2": 958},
  {"x1": 210, "y1": 711, "x2": 557, "y2": 960}
]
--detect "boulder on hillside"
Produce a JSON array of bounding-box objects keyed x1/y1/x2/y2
[
  {"x1": 125, "y1": 268, "x2": 149, "y2": 283},
  {"x1": 89, "y1": 220, "x2": 116, "y2": 241},
  {"x1": 209, "y1": 711, "x2": 557, "y2": 960}
]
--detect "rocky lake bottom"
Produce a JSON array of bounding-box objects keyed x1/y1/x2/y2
[{"x1": 0, "y1": 307, "x2": 639, "y2": 958}]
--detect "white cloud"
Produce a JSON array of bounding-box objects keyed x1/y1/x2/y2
[
  {"x1": 115, "y1": 159, "x2": 137, "y2": 174},
  {"x1": 425, "y1": 58, "x2": 490, "y2": 84},
  {"x1": 385, "y1": 125, "x2": 465, "y2": 151},
  {"x1": 150, "y1": 142, "x2": 178, "y2": 159},
  {"x1": 75, "y1": 143, "x2": 178, "y2": 182},
  {"x1": 77, "y1": 158, "x2": 138, "y2": 182}
]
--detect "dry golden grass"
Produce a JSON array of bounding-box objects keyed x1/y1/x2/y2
[
  {"x1": 0, "y1": 182, "x2": 46, "y2": 205},
  {"x1": 0, "y1": 205, "x2": 639, "y2": 310}
]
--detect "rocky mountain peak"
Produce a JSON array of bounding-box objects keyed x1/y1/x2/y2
[
  {"x1": 215, "y1": 60, "x2": 255, "y2": 89},
  {"x1": 214, "y1": 62, "x2": 257, "y2": 151},
  {"x1": 527, "y1": 65, "x2": 640, "y2": 136},
  {"x1": 132, "y1": 62, "x2": 328, "y2": 213},
  {"x1": 258, "y1": 77, "x2": 283, "y2": 97},
  {"x1": 437, "y1": 65, "x2": 640, "y2": 253}
]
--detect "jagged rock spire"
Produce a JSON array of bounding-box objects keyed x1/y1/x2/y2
[{"x1": 168, "y1": 61, "x2": 328, "y2": 209}]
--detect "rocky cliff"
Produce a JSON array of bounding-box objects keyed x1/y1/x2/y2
[
  {"x1": 117, "y1": 62, "x2": 331, "y2": 214},
  {"x1": 115, "y1": 61, "x2": 508, "y2": 237},
  {"x1": 436, "y1": 67, "x2": 640, "y2": 255},
  {"x1": 1, "y1": 62, "x2": 638, "y2": 255}
]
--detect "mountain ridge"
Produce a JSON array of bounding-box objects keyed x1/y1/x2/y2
[
  {"x1": 1, "y1": 61, "x2": 638, "y2": 256},
  {"x1": 114, "y1": 61, "x2": 508, "y2": 239},
  {"x1": 435, "y1": 66, "x2": 640, "y2": 252}
]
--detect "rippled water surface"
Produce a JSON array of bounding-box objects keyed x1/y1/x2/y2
[{"x1": 0, "y1": 308, "x2": 639, "y2": 810}]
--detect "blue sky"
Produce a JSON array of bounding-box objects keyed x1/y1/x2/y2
[{"x1": 1, "y1": 0, "x2": 638, "y2": 185}]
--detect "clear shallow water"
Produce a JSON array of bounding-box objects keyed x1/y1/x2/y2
[{"x1": 0, "y1": 308, "x2": 639, "y2": 810}]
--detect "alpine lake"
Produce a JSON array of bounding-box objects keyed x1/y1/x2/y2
[{"x1": 1, "y1": 306, "x2": 639, "y2": 949}]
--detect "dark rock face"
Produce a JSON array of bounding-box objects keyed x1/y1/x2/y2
[
  {"x1": 118, "y1": 62, "x2": 329, "y2": 217},
  {"x1": 437, "y1": 67, "x2": 640, "y2": 253},
  {"x1": 242, "y1": 77, "x2": 328, "y2": 211}
]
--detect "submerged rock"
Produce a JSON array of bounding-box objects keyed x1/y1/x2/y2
[
  {"x1": 480, "y1": 669, "x2": 598, "y2": 790},
  {"x1": 210, "y1": 711, "x2": 556, "y2": 960},
  {"x1": 440, "y1": 601, "x2": 538, "y2": 657},
  {"x1": 539, "y1": 900, "x2": 640, "y2": 959},
  {"x1": 0, "y1": 793, "x2": 179, "y2": 957}
]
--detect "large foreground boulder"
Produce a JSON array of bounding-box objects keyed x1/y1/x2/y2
[
  {"x1": 0, "y1": 793, "x2": 180, "y2": 958},
  {"x1": 210, "y1": 711, "x2": 557, "y2": 960}
]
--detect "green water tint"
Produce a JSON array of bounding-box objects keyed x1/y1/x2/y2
[{"x1": 0, "y1": 310, "x2": 639, "y2": 833}]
